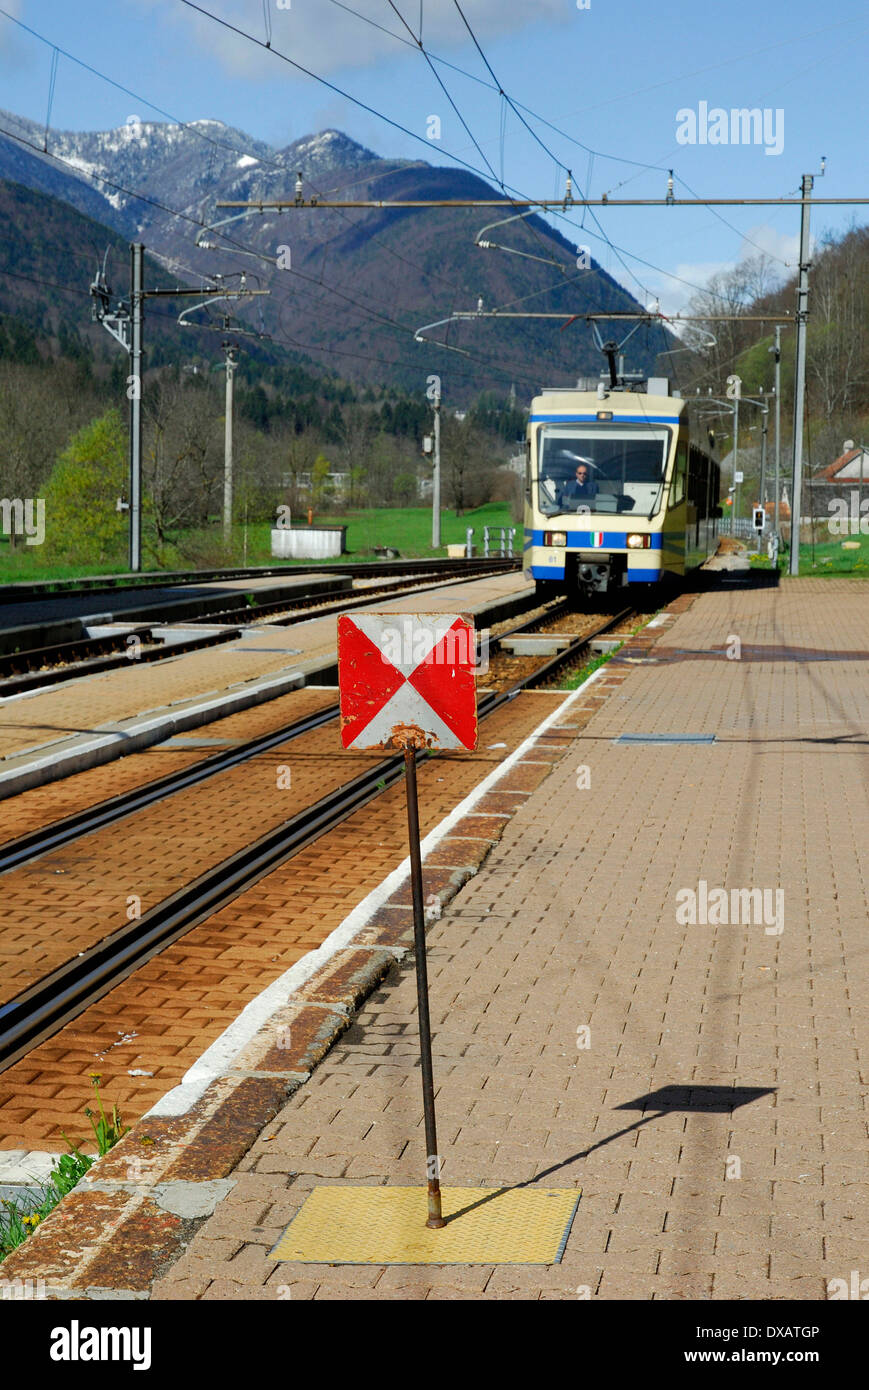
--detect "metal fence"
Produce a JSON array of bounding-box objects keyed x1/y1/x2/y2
[
  {"x1": 465, "y1": 526, "x2": 516, "y2": 558},
  {"x1": 718, "y1": 516, "x2": 759, "y2": 539}
]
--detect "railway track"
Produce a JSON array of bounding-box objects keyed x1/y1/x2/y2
[
  {"x1": 0, "y1": 605, "x2": 634, "y2": 1073},
  {"x1": 0, "y1": 561, "x2": 519, "y2": 696},
  {"x1": 0, "y1": 556, "x2": 517, "y2": 606}
]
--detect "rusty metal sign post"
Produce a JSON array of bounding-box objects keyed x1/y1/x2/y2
[
  {"x1": 404, "y1": 746, "x2": 444, "y2": 1227},
  {"x1": 337, "y1": 612, "x2": 478, "y2": 1228}
]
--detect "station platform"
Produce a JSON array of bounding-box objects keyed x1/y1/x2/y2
[
  {"x1": 0, "y1": 571, "x2": 350, "y2": 632},
  {"x1": 0, "y1": 569, "x2": 530, "y2": 797},
  {"x1": 5, "y1": 574, "x2": 867, "y2": 1301}
]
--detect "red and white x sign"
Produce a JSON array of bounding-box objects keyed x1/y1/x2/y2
[{"x1": 338, "y1": 612, "x2": 478, "y2": 752}]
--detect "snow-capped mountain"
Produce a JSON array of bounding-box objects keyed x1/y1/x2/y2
[
  {"x1": 0, "y1": 109, "x2": 384, "y2": 233},
  {"x1": 0, "y1": 108, "x2": 666, "y2": 393}
]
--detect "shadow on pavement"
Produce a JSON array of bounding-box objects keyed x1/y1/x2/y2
[{"x1": 443, "y1": 1085, "x2": 776, "y2": 1224}]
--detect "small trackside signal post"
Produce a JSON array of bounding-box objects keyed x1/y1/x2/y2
[{"x1": 337, "y1": 612, "x2": 478, "y2": 1228}]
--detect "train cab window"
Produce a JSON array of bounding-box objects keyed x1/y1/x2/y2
[
  {"x1": 670, "y1": 441, "x2": 687, "y2": 506},
  {"x1": 537, "y1": 422, "x2": 671, "y2": 518}
]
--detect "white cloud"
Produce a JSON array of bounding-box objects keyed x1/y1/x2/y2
[
  {"x1": 737, "y1": 222, "x2": 799, "y2": 268},
  {"x1": 0, "y1": 1, "x2": 27, "y2": 67},
  {"x1": 0, "y1": 0, "x2": 21, "y2": 41},
  {"x1": 650, "y1": 261, "x2": 732, "y2": 320},
  {"x1": 133, "y1": 0, "x2": 569, "y2": 79},
  {"x1": 647, "y1": 223, "x2": 797, "y2": 320}
]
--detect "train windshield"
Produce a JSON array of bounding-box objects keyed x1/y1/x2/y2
[{"x1": 537, "y1": 422, "x2": 671, "y2": 517}]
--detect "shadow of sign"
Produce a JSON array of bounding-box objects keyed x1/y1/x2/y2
[
  {"x1": 444, "y1": 1085, "x2": 777, "y2": 1225},
  {"x1": 614, "y1": 1084, "x2": 776, "y2": 1114}
]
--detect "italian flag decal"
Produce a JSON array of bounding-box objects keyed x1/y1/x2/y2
[{"x1": 592, "y1": 531, "x2": 603, "y2": 546}]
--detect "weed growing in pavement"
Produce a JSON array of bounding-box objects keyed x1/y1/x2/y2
[
  {"x1": 557, "y1": 644, "x2": 622, "y2": 691},
  {"x1": 84, "y1": 1073, "x2": 130, "y2": 1156},
  {"x1": 1, "y1": 1148, "x2": 93, "y2": 1264},
  {"x1": 0, "y1": 1078, "x2": 129, "y2": 1263}
]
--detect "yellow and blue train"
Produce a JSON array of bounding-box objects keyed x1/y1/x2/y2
[{"x1": 522, "y1": 382, "x2": 721, "y2": 598}]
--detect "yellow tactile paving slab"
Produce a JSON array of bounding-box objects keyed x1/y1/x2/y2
[{"x1": 269, "y1": 1186, "x2": 581, "y2": 1264}]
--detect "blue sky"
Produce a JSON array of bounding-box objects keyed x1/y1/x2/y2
[{"x1": 1, "y1": 0, "x2": 867, "y2": 317}]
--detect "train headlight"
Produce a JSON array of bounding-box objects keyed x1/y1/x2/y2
[
  {"x1": 626, "y1": 533, "x2": 651, "y2": 549},
  {"x1": 544, "y1": 531, "x2": 567, "y2": 546}
]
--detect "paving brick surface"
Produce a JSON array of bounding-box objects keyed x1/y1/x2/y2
[{"x1": 147, "y1": 578, "x2": 869, "y2": 1301}]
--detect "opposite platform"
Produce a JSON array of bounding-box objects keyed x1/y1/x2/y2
[{"x1": 0, "y1": 569, "x2": 531, "y2": 796}]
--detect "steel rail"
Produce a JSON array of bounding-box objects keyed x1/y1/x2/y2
[
  {"x1": 0, "y1": 575, "x2": 542, "y2": 874},
  {"x1": 0, "y1": 628, "x2": 239, "y2": 699},
  {"x1": 0, "y1": 704, "x2": 343, "y2": 877},
  {"x1": 0, "y1": 625, "x2": 153, "y2": 678},
  {"x1": 184, "y1": 564, "x2": 517, "y2": 627}
]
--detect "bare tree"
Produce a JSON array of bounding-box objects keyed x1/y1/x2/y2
[
  {"x1": 142, "y1": 374, "x2": 221, "y2": 551},
  {"x1": 681, "y1": 253, "x2": 783, "y2": 393},
  {"x1": 807, "y1": 227, "x2": 869, "y2": 420}
]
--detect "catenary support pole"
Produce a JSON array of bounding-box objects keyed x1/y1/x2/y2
[
  {"x1": 733, "y1": 396, "x2": 740, "y2": 530},
  {"x1": 789, "y1": 174, "x2": 814, "y2": 576},
  {"x1": 759, "y1": 410, "x2": 768, "y2": 553},
  {"x1": 129, "y1": 243, "x2": 144, "y2": 573},
  {"x1": 432, "y1": 387, "x2": 441, "y2": 550},
  {"x1": 223, "y1": 344, "x2": 237, "y2": 547},
  {"x1": 772, "y1": 326, "x2": 782, "y2": 547}
]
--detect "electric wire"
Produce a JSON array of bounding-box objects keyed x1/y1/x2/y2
[{"x1": 0, "y1": 4, "x2": 774, "y2": 396}]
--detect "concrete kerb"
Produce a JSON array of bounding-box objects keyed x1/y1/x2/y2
[
  {"x1": 0, "y1": 591, "x2": 698, "y2": 1296},
  {"x1": 0, "y1": 668, "x2": 306, "y2": 801}
]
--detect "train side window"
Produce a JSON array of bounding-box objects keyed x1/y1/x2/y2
[
  {"x1": 689, "y1": 446, "x2": 707, "y2": 518},
  {"x1": 671, "y1": 441, "x2": 687, "y2": 505}
]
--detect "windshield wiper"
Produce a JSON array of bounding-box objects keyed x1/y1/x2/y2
[{"x1": 647, "y1": 480, "x2": 666, "y2": 520}]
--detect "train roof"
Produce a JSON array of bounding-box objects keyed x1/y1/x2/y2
[{"x1": 529, "y1": 390, "x2": 687, "y2": 421}]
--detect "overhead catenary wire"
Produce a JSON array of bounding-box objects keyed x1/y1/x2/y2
[
  {"x1": 376, "y1": 0, "x2": 591, "y2": 311},
  {"x1": 383, "y1": 0, "x2": 500, "y2": 185},
  {"x1": 447, "y1": 0, "x2": 656, "y2": 304},
  {"x1": 1, "y1": 0, "x2": 848, "y2": 320},
  {"x1": 0, "y1": 4, "x2": 790, "y2": 393},
  {"x1": 164, "y1": 0, "x2": 774, "y2": 319},
  {"x1": 0, "y1": 110, "x2": 777, "y2": 394},
  {"x1": 325, "y1": 0, "x2": 864, "y2": 181},
  {"x1": 173, "y1": 0, "x2": 660, "y2": 304},
  {"x1": 43, "y1": 44, "x2": 58, "y2": 152}
]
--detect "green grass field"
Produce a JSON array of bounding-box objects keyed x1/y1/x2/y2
[
  {"x1": 249, "y1": 502, "x2": 516, "y2": 562},
  {"x1": 749, "y1": 529, "x2": 869, "y2": 576},
  {"x1": 0, "y1": 503, "x2": 518, "y2": 584}
]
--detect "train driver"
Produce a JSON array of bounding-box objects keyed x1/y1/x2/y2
[{"x1": 560, "y1": 462, "x2": 598, "y2": 509}]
